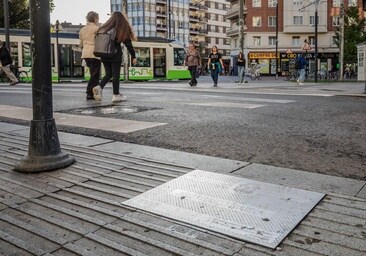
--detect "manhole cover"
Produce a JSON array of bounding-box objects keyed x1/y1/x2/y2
[
  {"x1": 60, "y1": 105, "x2": 162, "y2": 116},
  {"x1": 123, "y1": 170, "x2": 325, "y2": 249}
]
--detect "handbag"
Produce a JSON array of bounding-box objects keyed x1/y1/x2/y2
[{"x1": 93, "y1": 29, "x2": 117, "y2": 58}]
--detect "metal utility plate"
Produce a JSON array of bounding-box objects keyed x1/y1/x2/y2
[{"x1": 123, "y1": 170, "x2": 325, "y2": 249}]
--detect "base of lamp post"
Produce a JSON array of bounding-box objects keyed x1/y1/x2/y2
[{"x1": 14, "y1": 119, "x2": 75, "y2": 173}]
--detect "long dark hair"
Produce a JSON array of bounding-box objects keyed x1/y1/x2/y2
[
  {"x1": 98, "y1": 12, "x2": 137, "y2": 43},
  {"x1": 238, "y1": 52, "x2": 244, "y2": 60}
]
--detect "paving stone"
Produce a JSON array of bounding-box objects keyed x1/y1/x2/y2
[{"x1": 234, "y1": 163, "x2": 366, "y2": 196}]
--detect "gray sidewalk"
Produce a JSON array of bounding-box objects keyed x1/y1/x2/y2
[{"x1": 1, "y1": 121, "x2": 365, "y2": 255}]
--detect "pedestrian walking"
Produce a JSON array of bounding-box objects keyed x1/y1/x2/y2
[
  {"x1": 0, "y1": 40, "x2": 19, "y2": 86},
  {"x1": 79, "y1": 11, "x2": 101, "y2": 100},
  {"x1": 207, "y1": 45, "x2": 224, "y2": 87},
  {"x1": 92, "y1": 11, "x2": 137, "y2": 103},
  {"x1": 236, "y1": 51, "x2": 247, "y2": 84},
  {"x1": 296, "y1": 53, "x2": 307, "y2": 85},
  {"x1": 184, "y1": 43, "x2": 201, "y2": 87}
]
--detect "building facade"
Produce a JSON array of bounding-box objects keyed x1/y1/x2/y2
[
  {"x1": 110, "y1": 1, "x2": 231, "y2": 67},
  {"x1": 226, "y1": 0, "x2": 364, "y2": 76}
]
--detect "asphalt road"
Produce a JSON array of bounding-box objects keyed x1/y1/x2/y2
[{"x1": 1, "y1": 79, "x2": 365, "y2": 180}]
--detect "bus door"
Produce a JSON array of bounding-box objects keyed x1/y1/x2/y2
[
  {"x1": 59, "y1": 44, "x2": 84, "y2": 80},
  {"x1": 153, "y1": 48, "x2": 166, "y2": 78}
]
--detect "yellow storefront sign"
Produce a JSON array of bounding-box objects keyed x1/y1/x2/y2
[{"x1": 249, "y1": 52, "x2": 277, "y2": 59}]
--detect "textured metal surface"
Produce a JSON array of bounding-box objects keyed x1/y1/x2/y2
[{"x1": 123, "y1": 170, "x2": 325, "y2": 249}]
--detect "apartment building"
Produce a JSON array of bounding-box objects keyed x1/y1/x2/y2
[
  {"x1": 110, "y1": 1, "x2": 231, "y2": 66},
  {"x1": 225, "y1": 0, "x2": 363, "y2": 76}
]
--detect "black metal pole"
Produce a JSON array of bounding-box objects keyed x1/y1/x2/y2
[
  {"x1": 168, "y1": 0, "x2": 171, "y2": 39},
  {"x1": 14, "y1": 0, "x2": 74, "y2": 173},
  {"x1": 3, "y1": 0, "x2": 10, "y2": 50},
  {"x1": 275, "y1": 2, "x2": 278, "y2": 80},
  {"x1": 315, "y1": 8, "x2": 318, "y2": 83},
  {"x1": 56, "y1": 20, "x2": 60, "y2": 83}
]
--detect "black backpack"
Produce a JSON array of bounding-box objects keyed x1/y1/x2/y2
[{"x1": 93, "y1": 29, "x2": 117, "y2": 58}]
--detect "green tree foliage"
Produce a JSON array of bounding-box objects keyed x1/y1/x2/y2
[
  {"x1": 0, "y1": 0, "x2": 30, "y2": 29},
  {"x1": 0, "y1": 0, "x2": 54, "y2": 29},
  {"x1": 335, "y1": 6, "x2": 366, "y2": 63}
]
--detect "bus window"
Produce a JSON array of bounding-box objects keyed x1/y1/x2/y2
[
  {"x1": 134, "y1": 47, "x2": 150, "y2": 67},
  {"x1": 22, "y1": 43, "x2": 32, "y2": 67},
  {"x1": 10, "y1": 42, "x2": 18, "y2": 66},
  {"x1": 174, "y1": 48, "x2": 185, "y2": 66}
]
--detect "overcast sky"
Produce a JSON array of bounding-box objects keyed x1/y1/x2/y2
[{"x1": 50, "y1": 0, "x2": 111, "y2": 25}]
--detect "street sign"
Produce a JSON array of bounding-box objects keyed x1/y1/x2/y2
[{"x1": 302, "y1": 42, "x2": 312, "y2": 51}]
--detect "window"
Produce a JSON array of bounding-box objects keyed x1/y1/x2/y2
[
  {"x1": 293, "y1": 16, "x2": 303, "y2": 25},
  {"x1": 333, "y1": 0, "x2": 340, "y2": 7},
  {"x1": 308, "y1": 36, "x2": 315, "y2": 46},
  {"x1": 253, "y1": 36, "x2": 261, "y2": 46},
  {"x1": 269, "y1": 36, "x2": 277, "y2": 46},
  {"x1": 22, "y1": 43, "x2": 32, "y2": 67},
  {"x1": 253, "y1": 17, "x2": 262, "y2": 27},
  {"x1": 309, "y1": 16, "x2": 319, "y2": 26},
  {"x1": 253, "y1": 0, "x2": 261, "y2": 7},
  {"x1": 332, "y1": 36, "x2": 338, "y2": 45},
  {"x1": 135, "y1": 47, "x2": 150, "y2": 67},
  {"x1": 349, "y1": 0, "x2": 357, "y2": 6},
  {"x1": 292, "y1": 36, "x2": 300, "y2": 46},
  {"x1": 268, "y1": 16, "x2": 276, "y2": 27},
  {"x1": 293, "y1": 0, "x2": 303, "y2": 5},
  {"x1": 174, "y1": 48, "x2": 185, "y2": 66},
  {"x1": 358, "y1": 51, "x2": 364, "y2": 67},
  {"x1": 268, "y1": 0, "x2": 277, "y2": 7},
  {"x1": 332, "y1": 16, "x2": 340, "y2": 26}
]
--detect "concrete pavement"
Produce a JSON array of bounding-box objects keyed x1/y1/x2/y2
[{"x1": 0, "y1": 79, "x2": 365, "y2": 255}]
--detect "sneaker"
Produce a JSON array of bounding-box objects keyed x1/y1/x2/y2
[
  {"x1": 299, "y1": 82, "x2": 304, "y2": 85},
  {"x1": 213, "y1": 84, "x2": 218, "y2": 87},
  {"x1": 86, "y1": 94, "x2": 94, "y2": 100},
  {"x1": 92, "y1": 85, "x2": 102, "y2": 101},
  {"x1": 112, "y1": 94, "x2": 127, "y2": 103},
  {"x1": 296, "y1": 79, "x2": 300, "y2": 84},
  {"x1": 10, "y1": 81, "x2": 19, "y2": 86}
]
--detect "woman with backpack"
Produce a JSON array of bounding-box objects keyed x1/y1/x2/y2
[{"x1": 93, "y1": 12, "x2": 137, "y2": 103}]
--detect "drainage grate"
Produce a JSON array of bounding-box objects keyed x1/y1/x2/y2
[
  {"x1": 59, "y1": 105, "x2": 162, "y2": 116},
  {"x1": 123, "y1": 170, "x2": 325, "y2": 249}
]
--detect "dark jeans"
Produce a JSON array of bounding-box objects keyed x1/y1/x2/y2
[
  {"x1": 210, "y1": 67, "x2": 219, "y2": 85},
  {"x1": 100, "y1": 61, "x2": 122, "y2": 95},
  {"x1": 84, "y1": 58, "x2": 101, "y2": 96},
  {"x1": 188, "y1": 66, "x2": 198, "y2": 85}
]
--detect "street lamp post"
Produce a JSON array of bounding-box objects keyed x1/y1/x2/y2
[
  {"x1": 275, "y1": 2, "x2": 279, "y2": 80},
  {"x1": 3, "y1": 0, "x2": 10, "y2": 50},
  {"x1": 314, "y1": 0, "x2": 319, "y2": 83},
  {"x1": 299, "y1": 0, "x2": 320, "y2": 83},
  {"x1": 239, "y1": 0, "x2": 247, "y2": 83},
  {"x1": 14, "y1": 0, "x2": 74, "y2": 173},
  {"x1": 55, "y1": 20, "x2": 61, "y2": 83}
]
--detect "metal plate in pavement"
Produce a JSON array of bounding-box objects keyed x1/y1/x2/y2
[{"x1": 123, "y1": 170, "x2": 325, "y2": 249}]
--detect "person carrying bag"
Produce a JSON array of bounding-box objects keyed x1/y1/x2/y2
[{"x1": 92, "y1": 12, "x2": 137, "y2": 103}]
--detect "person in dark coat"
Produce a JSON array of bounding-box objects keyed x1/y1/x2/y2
[
  {"x1": 0, "y1": 40, "x2": 19, "y2": 85},
  {"x1": 92, "y1": 12, "x2": 137, "y2": 103}
]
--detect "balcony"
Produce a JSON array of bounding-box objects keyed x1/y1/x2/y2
[
  {"x1": 157, "y1": 24, "x2": 167, "y2": 31},
  {"x1": 156, "y1": 0, "x2": 166, "y2": 5},
  {"x1": 225, "y1": 5, "x2": 247, "y2": 20},
  {"x1": 283, "y1": 24, "x2": 328, "y2": 34},
  {"x1": 226, "y1": 28, "x2": 239, "y2": 37}
]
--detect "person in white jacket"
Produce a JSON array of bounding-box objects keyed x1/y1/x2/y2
[{"x1": 79, "y1": 11, "x2": 101, "y2": 100}]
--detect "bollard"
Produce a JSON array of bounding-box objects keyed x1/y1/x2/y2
[{"x1": 14, "y1": 0, "x2": 74, "y2": 172}]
